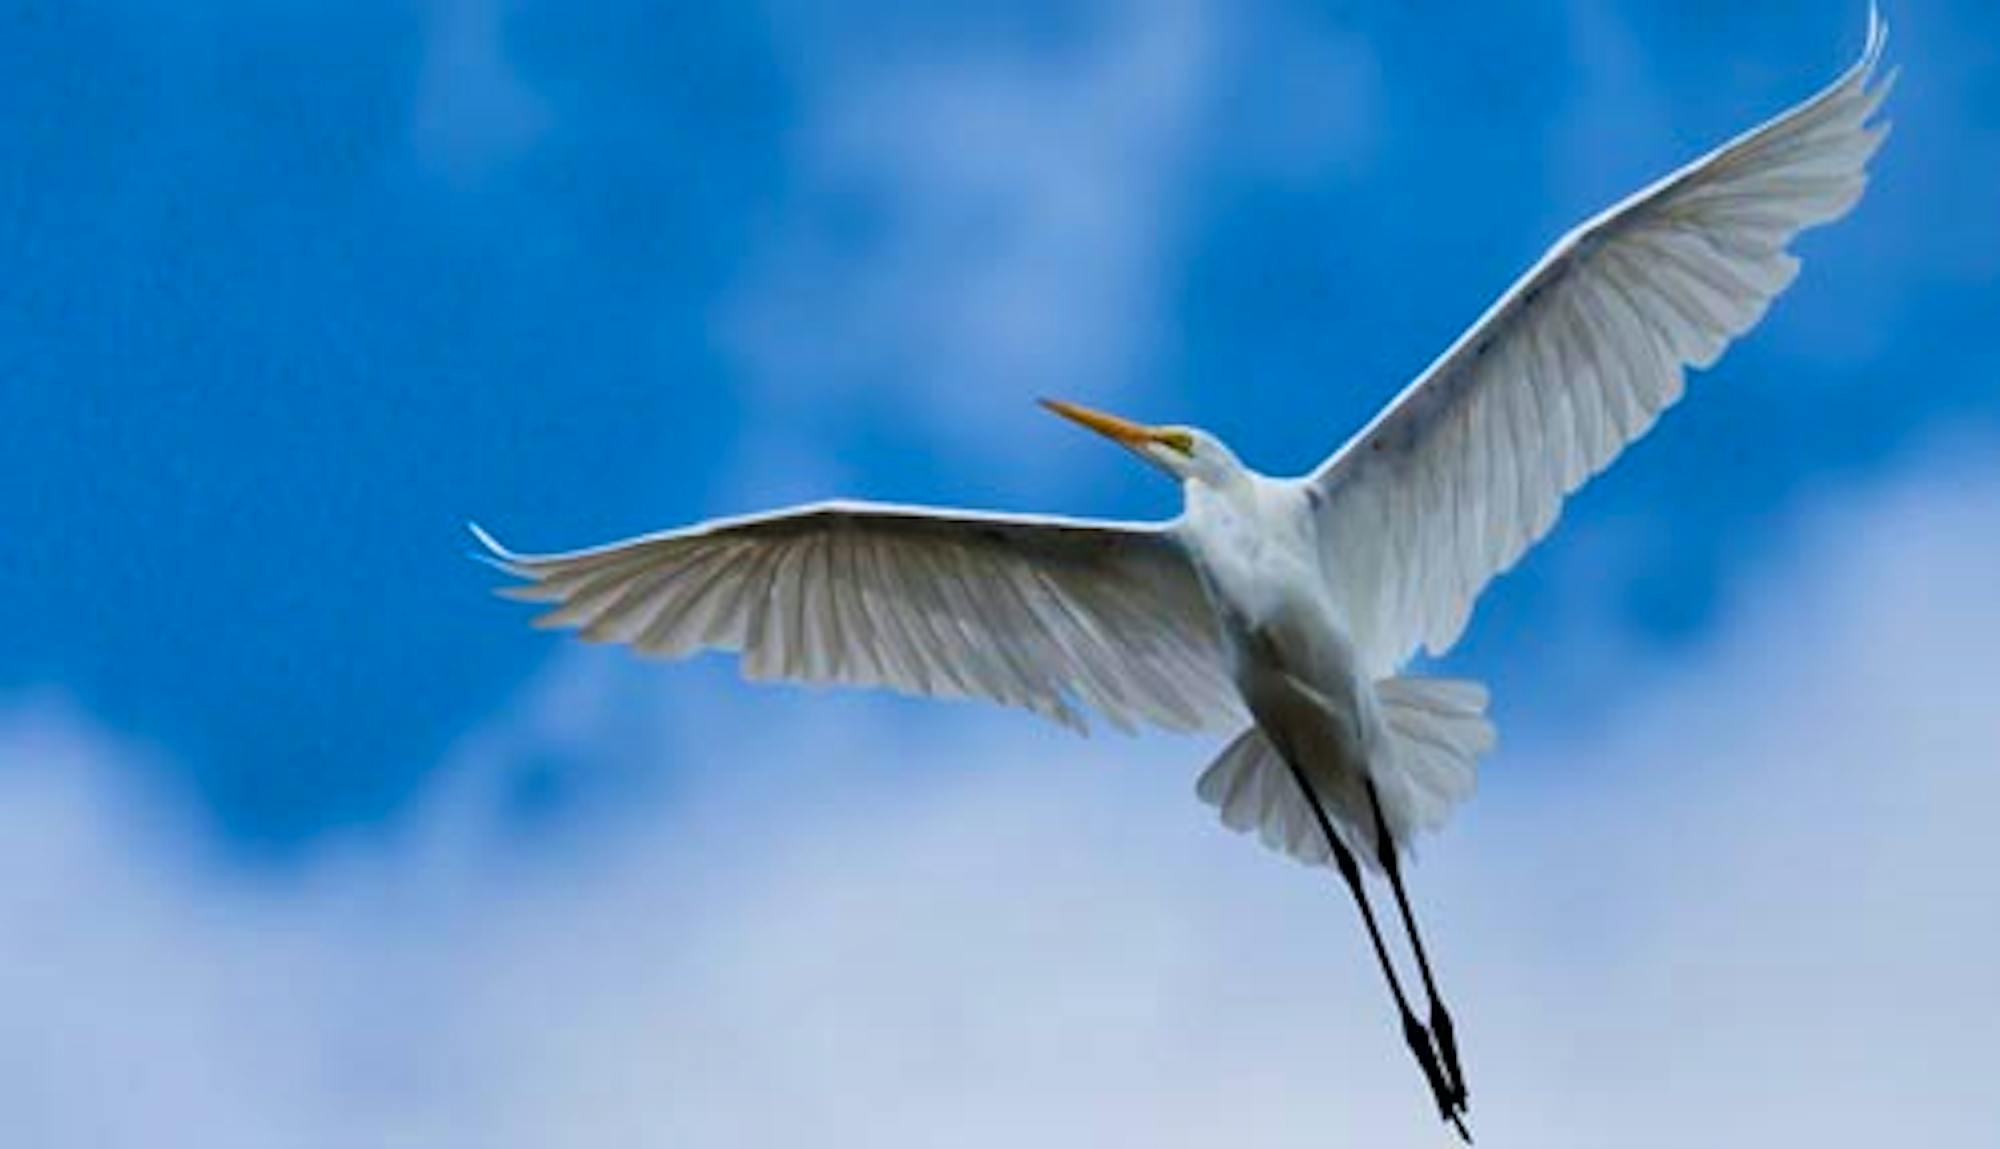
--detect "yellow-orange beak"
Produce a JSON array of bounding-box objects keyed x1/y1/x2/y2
[{"x1": 1038, "y1": 398, "x2": 1167, "y2": 450}]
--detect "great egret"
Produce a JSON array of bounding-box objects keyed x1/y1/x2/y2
[{"x1": 477, "y1": 11, "x2": 1890, "y2": 1139}]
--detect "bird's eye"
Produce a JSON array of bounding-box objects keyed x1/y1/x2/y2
[{"x1": 1159, "y1": 430, "x2": 1196, "y2": 456}]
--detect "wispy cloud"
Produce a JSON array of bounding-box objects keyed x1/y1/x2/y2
[
  {"x1": 412, "y1": 0, "x2": 549, "y2": 178},
  {"x1": 4, "y1": 435, "x2": 1998, "y2": 1145},
  {"x1": 722, "y1": 1, "x2": 1211, "y2": 458},
  {"x1": 716, "y1": 0, "x2": 1385, "y2": 500},
  {"x1": 710, "y1": 0, "x2": 1391, "y2": 506}
]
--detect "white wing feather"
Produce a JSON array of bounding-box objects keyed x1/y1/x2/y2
[
  {"x1": 1309, "y1": 11, "x2": 1892, "y2": 677},
  {"x1": 474, "y1": 501, "x2": 1244, "y2": 734}
]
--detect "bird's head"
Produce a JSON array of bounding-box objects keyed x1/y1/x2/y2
[{"x1": 1039, "y1": 398, "x2": 1244, "y2": 488}]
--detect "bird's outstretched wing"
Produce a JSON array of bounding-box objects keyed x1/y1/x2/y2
[
  {"x1": 1307, "y1": 11, "x2": 1892, "y2": 678},
  {"x1": 474, "y1": 502, "x2": 1244, "y2": 734}
]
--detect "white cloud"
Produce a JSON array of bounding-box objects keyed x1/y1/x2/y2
[
  {"x1": 722, "y1": 0, "x2": 1212, "y2": 464},
  {"x1": 4, "y1": 438, "x2": 2000, "y2": 1145},
  {"x1": 717, "y1": 0, "x2": 1378, "y2": 498}
]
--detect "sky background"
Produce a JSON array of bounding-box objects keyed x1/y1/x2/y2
[{"x1": 3, "y1": 0, "x2": 1997, "y2": 1144}]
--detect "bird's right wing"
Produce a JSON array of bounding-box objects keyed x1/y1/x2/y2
[
  {"x1": 1305, "y1": 11, "x2": 1891, "y2": 678},
  {"x1": 474, "y1": 501, "x2": 1244, "y2": 734}
]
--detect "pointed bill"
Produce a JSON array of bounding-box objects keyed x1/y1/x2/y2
[{"x1": 1038, "y1": 398, "x2": 1161, "y2": 448}]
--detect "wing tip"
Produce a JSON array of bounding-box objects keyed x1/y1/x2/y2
[
  {"x1": 466, "y1": 520, "x2": 531, "y2": 579},
  {"x1": 1861, "y1": 3, "x2": 1889, "y2": 84}
]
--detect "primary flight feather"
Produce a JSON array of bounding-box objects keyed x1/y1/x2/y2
[{"x1": 476, "y1": 12, "x2": 1891, "y2": 1139}]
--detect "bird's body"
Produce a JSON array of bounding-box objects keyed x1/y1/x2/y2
[
  {"x1": 1177, "y1": 470, "x2": 1404, "y2": 858},
  {"x1": 477, "y1": 12, "x2": 1892, "y2": 1139},
  {"x1": 1191, "y1": 478, "x2": 1365, "y2": 759}
]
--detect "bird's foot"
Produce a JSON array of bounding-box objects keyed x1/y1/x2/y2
[
  {"x1": 1401, "y1": 1010, "x2": 1459, "y2": 1124},
  {"x1": 1430, "y1": 1001, "x2": 1469, "y2": 1112}
]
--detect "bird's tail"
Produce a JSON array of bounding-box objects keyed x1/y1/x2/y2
[
  {"x1": 1373, "y1": 676, "x2": 1494, "y2": 836},
  {"x1": 1194, "y1": 676, "x2": 1493, "y2": 869},
  {"x1": 1195, "y1": 724, "x2": 1340, "y2": 868}
]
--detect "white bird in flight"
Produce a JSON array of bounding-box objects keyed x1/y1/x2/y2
[{"x1": 477, "y1": 12, "x2": 1890, "y2": 1139}]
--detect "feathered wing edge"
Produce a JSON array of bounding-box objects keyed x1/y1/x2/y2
[
  {"x1": 1308, "y1": 9, "x2": 1892, "y2": 678},
  {"x1": 471, "y1": 504, "x2": 1246, "y2": 736}
]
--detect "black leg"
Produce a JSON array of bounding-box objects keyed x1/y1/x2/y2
[
  {"x1": 1368, "y1": 780, "x2": 1469, "y2": 1113},
  {"x1": 1274, "y1": 752, "x2": 1471, "y2": 1143}
]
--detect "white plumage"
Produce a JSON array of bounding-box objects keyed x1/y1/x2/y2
[
  {"x1": 1314, "y1": 11, "x2": 1892, "y2": 678},
  {"x1": 473, "y1": 504, "x2": 1241, "y2": 734},
  {"x1": 480, "y1": 11, "x2": 1887, "y2": 865},
  {"x1": 476, "y1": 13, "x2": 1890, "y2": 1134}
]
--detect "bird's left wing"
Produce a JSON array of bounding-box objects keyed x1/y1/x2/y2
[
  {"x1": 1306, "y1": 12, "x2": 1891, "y2": 678},
  {"x1": 474, "y1": 501, "x2": 1244, "y2": 734}
]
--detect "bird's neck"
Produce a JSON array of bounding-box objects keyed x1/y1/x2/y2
[
  {"x1": 1180, "y1": 470, "x2": 1268, "y2": 544},
  {"x1": 1182, "y1": 462, "x2": 1257, "y2": 506}
]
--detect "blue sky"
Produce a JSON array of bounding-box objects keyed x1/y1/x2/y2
[
  {"x1": 4, "y1": 0, "x2": 1999, "y2": 1143},
  {"x1": 6, "y1": 0, "x2": 1995, "y2": 843}
]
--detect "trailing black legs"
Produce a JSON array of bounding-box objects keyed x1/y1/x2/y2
[
  {"x1": 1273, "y1": 754, "x2": 1471, "y2": 1142},
  {"x1": 1369, "y1": 780, "x2": 1469, "y2": 1113}
]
